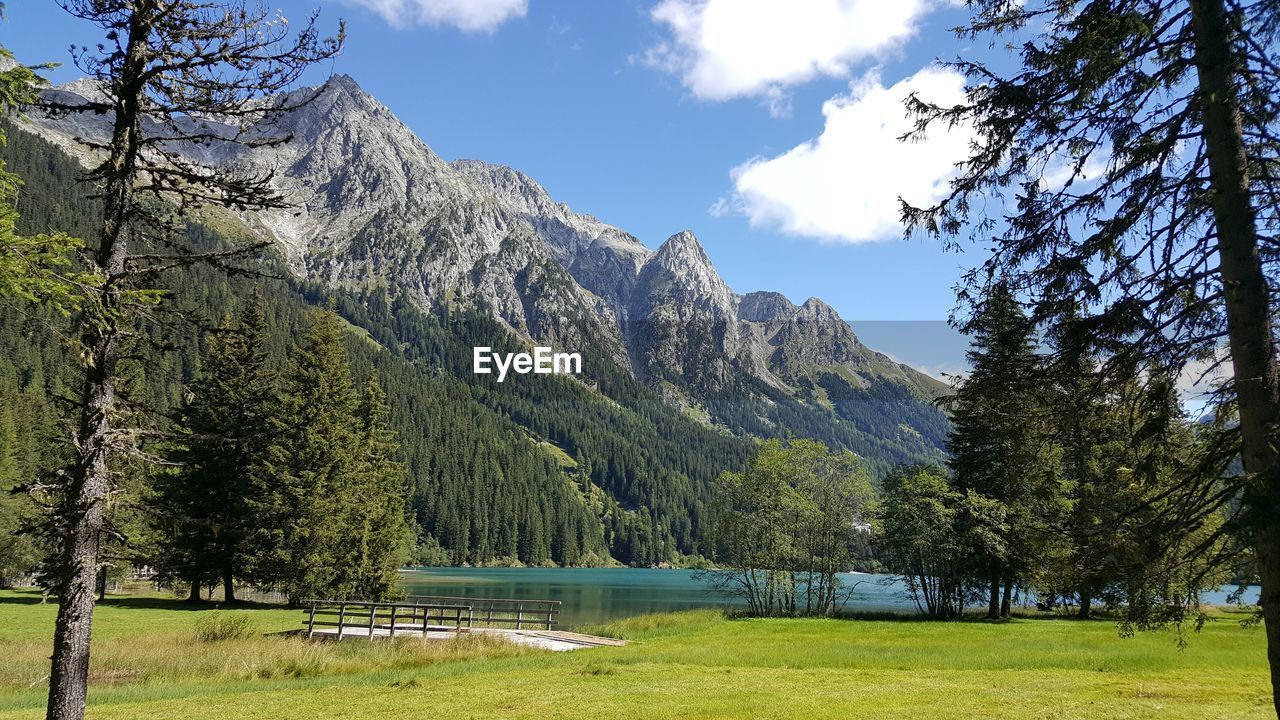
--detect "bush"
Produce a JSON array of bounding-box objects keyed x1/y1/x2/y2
[{"x1": 192, "y1": 612, "x2": 254, "y2": 642}]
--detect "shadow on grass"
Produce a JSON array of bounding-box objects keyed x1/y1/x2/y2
[{"x1": 0, "y1": 589, "x2": 283, "y2": 612}]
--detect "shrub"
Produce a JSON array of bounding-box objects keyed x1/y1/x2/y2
[{"x1": 192, "y1": 612, "x2": 254, "y2": 642}]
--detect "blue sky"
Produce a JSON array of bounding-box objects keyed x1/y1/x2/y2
[{"x1": 3, "y1": 0, "x2": 983, "y2": 374}]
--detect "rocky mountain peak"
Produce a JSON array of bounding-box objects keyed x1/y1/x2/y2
[
  {"x1": 638, "y1": 231, "x2": 733, "y2": 311},
  {"x1": 324, "y1": 73, "x2": 363, "y2": 94},
  {"x1": 652, "y1": 229, "x2": 706, "y2": 262},
  {"x1": 738, "y1": 291, "x2": 797, "y2": 323},
  {"x1": 451, "y1": 159, "x2": 572, "y2": 227},
  {"x1": 797, "y1": 297, "x2": 845, "y2": 325},
  {"x1": 17, "y1": 69, "x2": 952, "y2": 443},
  {"x1": 453, "y1": 158, "x2": 651, "y2": 314}
]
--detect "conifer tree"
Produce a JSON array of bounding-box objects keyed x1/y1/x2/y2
[
  {"x1": 945, "y1": 283, "x2": 1062, "y2": 618},
  {"x1": 249, "y1": 307, "x2": 360, "y2": 605},
  {"x1": 34, "y1": 4, "x2": 341, "y2": 717},
  {"x1": 1039, "y1": 337, "x2": 1123, "y2": 618},
  {"x1": 154, "y1": 290, "x2": 277, "y2": 602},
  {"x1": 901, "y1": 0, "x2": 1280, "y2": 708},
  {"x1": 342, "y1": 373, "x2": 410, "y2": 601}
]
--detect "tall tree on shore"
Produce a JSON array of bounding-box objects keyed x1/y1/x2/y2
[
  {"x1": 945, "y1": 283, "x2": 1061, "y2": 618},
  {"x1": 153, "y1": 290, "x2": 277, "y2": 603},
  {"x1": 37, "y1": 4, "x2": 341, "y2": 718},
  {"x1": 1039, "y1": 340, "x2": 1130, "y2": 618},
  {"x1": 342, "y1": 373, "x2": 410, "y2": 601},
  {"x1": 902, "y1": 0, "x2": 1280, "y2": 710},
  {"x1": 248, "y1": 307, "x2": 409, "y2": 604},
  {"x1": 249, "y1": 307, "x2": 359, "y2": 604}
]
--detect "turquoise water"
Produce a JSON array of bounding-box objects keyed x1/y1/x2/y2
[
  {"x1": 398, "y1": 567, "x2": 910, "y2": 627},
  {"x1": 399, "y1": 567, "x2": 1261, "y2": 628}
]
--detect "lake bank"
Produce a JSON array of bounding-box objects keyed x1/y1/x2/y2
[{"x1": 399, "y1": 567, "x2": 1262, "y2": 628}]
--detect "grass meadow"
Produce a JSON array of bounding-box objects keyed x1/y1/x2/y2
[{"x1": 0, "y1": 588, "x2": 1271, "y2": 719}]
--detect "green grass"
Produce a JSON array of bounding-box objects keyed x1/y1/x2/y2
[{"x1": 0, "y1": 589, "x2": 1271, "y2": 719}]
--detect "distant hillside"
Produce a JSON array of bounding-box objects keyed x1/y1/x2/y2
[{"x1": 5, "y1": 72, "x2": 953, "y2": 565}]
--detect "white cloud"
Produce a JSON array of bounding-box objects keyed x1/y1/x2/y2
[
  {"x1": 646, "y1": 0, "x2": 933, "y2": 104},
  {"x1": 1040, "y1": 152, "x2": 1109, "y2": 191},
  {"x1": 724, "y1": 66, "x2": 975, "y2": 244},
  {"x1": 346, "y1": 0, "x2": 527, "y2": 32}
]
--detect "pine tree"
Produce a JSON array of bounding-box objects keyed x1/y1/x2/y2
[
  {"x1": 249, "y1": 307, "x2": 361, "y2": 605},
  {"x1": 154, "y1": 290, "x2": 277, "y2": 602},
  {"x1": 341, "y1": 373, "x2": 410, "y2": 601},
  {"x1": 901, "y1": 0, "x2": 1280, "y2": 708},
  {"x1": 0, "y1": 358, "x2": 40, "y2": 585},
  {"x1": 945, "y1": 283, "x2": 1062, "y2": 618}
]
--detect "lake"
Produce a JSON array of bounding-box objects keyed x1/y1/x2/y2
[{"x1": 398, "y1": 567, "x2": 1260, "y2": 628}]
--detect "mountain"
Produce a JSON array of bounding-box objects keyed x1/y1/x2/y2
[{"x1": 11, "y1": 73, "x2": 953, "y2": 564}]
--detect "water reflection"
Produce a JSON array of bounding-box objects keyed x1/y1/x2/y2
[{"x1": 399, "y1": 568, "x2": 1261, "y2": 629}]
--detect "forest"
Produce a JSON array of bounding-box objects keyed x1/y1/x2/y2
[
  {"x1": 2, "y1": 1, "x2": 1278, "y2": 719},
  {"x1": 0, "y1": 120, "x2": 759, "y2": 580}
]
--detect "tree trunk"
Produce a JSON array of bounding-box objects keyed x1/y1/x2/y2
[
  {"x1": 1078, "y1": 589, "x2": 1092, "y2": 620},
  {"x1": 188, "y1": 580, "x2": 200, "y2": 603},
  {"x1": 222, "y1": 566, "x2": 235, "y2": 604},
  {"x1": 987, "y1": 575, "x2": 1000, "y2": 619},
  {"x1": 1001, "y1": 578, "x2": 1013, "y2": 618},
  {"x1": 44, "y1": 440, "x2": 108, "y2": 720},
  {"x1": 45, "y1": 9, "x2": 149, "y2": 720},
  {"x1": 1190, "y1": 1, "x2": 1280, "y2": 716},
  {"x1": 95, "y1": 568, "x2": 106, "y2": 603}
]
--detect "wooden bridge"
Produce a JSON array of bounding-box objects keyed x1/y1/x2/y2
[
  {"x1": 301, "y1": 598, "x2": 624, "y2": 651},
  {"x1": 407, "y1": 595, "x2": 559, "y2": 630}
]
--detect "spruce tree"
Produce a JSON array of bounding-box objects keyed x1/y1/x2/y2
[
  {"x1": 1041, "y1": 339, "x2": 1120, "y2": 618},
  {"x1": 342, "y1": 373, "x2": 410, "y2": 601},
  {"x1": 154, "y1": 290, "x2": 277, "y2": 602},
  {"x1": 249, "y1": 307, "x2": 360, "y2": 605},
  {"x1": 901, "y1": 0, "x2": 1280, "y2": 708},
  {"x1": 945, "y1": 283, "x2": 1061, "y2": 618}
]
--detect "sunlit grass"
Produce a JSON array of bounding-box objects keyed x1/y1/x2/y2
[
  {"x1": 0, "y1": 589, "x2": 1270, "y2": 719},
  {"x1": 0, "y1": 589, "x2": 534, "y2": 699}
]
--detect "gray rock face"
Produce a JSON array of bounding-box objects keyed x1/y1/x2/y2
[
  {"x1": 626, "y1": 231, "x2": 742, "y2": 390},
  {"x1": 451, "y1": 158, "x2": 649, "y2": 317},
  {"x1": 737, "y1": 291, "x2": 797, "y2": 323},
  {"x1": 20, "y1": 72, "x2": 947, "y2": 410}
]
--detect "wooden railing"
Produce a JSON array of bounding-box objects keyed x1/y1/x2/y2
[
  {"x1": 302, "y1": 599, "x2": 472, "y2": 639},
  {"x1": 407, "y1": 595, "x2": 560, "y2": 630}
]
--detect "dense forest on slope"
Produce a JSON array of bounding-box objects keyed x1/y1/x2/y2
[
  {"x1": 1, "y1": 121, "x2": 951, "y2": 567},
  {"x1": 0, "y1": 123, "x2": 756, "y2": 566}
]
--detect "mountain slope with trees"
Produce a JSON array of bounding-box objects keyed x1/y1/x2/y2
[{"x1": 17, "y1": 72, "x2": 951, "y2": 476}]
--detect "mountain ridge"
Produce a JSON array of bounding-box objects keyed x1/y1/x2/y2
[{"x1": 19, "y1": 72, "x2": 951, "y2": 471}]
